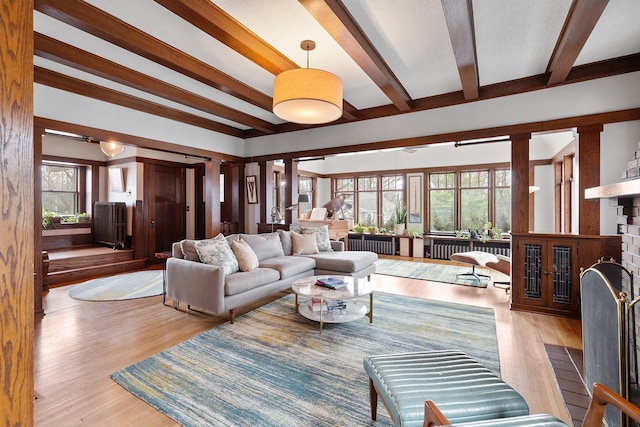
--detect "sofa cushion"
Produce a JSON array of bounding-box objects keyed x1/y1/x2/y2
[
  {"x1": 230, "y1": 238, "x2": 259, "y2": 272},
  {"x1": 300, "y1": 225, "x2": 333, "y2": 252},
  {"x1": 305, "y1": 251, "x2": 378, "y2": 273},
  {"x1": 224, "y1": 268, "x2": 280, "y2": 296},
  {"x1": 194, "y1": 236, "x2": 239, "y2": 276},
  {"x1": 259, "y1": 255, "x2": 316, "y2": 279},
  {"x1": 291, "y1": 231, "x2": 319, "y2": 255},
  {"x1": 278, "y1": 229, "x2": 293, "y2": 255},
  {"x1": 240, "y1": 233, "x2": 285, "y2": 261}
]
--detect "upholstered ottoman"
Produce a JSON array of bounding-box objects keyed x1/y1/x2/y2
[
  {"x1": 424, "y1": 401, "x2": 568, "y2": 427},
  {"x1": 363, "y1": 350, "x2": 529, "y2": 427}
]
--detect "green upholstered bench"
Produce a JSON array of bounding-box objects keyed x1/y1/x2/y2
[
  {"x1": 424, "y1": 401, "x2": 568, "y2": 426},
  {"x1": 435, "y1": 414, "x2": 568, "y2": 426},
  {"x1": 363, "y1": 350, "x2": 530, "y2": 427}
]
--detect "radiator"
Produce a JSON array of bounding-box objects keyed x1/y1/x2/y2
[
  {"x1": 431, "y1": 241, "x2": 511, "y2": 259},
  {"x1": 348, "y1": 237, "x2": 395, "y2": 255},
  {"x1": 94, "y1": 202, "x2": 127, "y2": 248}
]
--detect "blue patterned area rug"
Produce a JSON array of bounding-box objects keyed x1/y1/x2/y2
[
  {"x1": 68, "y1": 270, "x2": 163, "y2": 301},
  {"x1": 111, "y1": 292, "x2": 498, "y2": 426},
  {"x1": 375, "y1": 258, "x2": 491, "y2": 288}
]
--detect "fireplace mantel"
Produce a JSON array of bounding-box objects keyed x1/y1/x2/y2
[{"x1": 585, "y1": 179, "x2": 640, "y2": 199}]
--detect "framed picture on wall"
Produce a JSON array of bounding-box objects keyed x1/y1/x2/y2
[
  {"x1": 407, "y1": 173, "x2": 423, "y2": 223},
  {"x1": 246, "y1": 175, "x2": 258, "y2": 204}
]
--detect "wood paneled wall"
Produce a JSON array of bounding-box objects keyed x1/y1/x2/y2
[{"x1": 1, "y1": 0, "x2": 35, "y2": 424}]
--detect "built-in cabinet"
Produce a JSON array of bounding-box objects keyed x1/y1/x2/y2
[{"x1": 511, "y1": 233, "x2": 621, "y2": 318}]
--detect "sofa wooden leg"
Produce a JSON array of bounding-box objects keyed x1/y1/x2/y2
[
  {"x1": 229, "y1": 309, "x2": 235, "y2": 324},
  {"x1": 369, "y1": 378, "x2": 378, "y2": 420}
]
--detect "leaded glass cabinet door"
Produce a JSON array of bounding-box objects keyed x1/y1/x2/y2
[
  {"x1": 548, "y1": 241, "x2": 579, "y2": 314},
  {"x1": 512, "y1": 235, "x2": 579, "y2": 316},
  {"x1": 523, "y1": 243, "x2": 543, "y2": 301}
]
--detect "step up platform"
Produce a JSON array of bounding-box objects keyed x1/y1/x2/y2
[{"x1": 45, "y1": 247, "x2": 148, "y2": 286}]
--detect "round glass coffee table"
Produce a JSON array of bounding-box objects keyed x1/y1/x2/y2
[{"x1": 291, "y1": 275, "x2": 374, "y2": 333}]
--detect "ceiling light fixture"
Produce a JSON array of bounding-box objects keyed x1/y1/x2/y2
[
  {"x1": 99, "y1": 140, "x2": 125, "y2": 158},
  {"x1": 272, "y1": 40, "x2": 342, "y2": 125}
]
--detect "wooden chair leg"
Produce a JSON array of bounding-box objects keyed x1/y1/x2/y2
[
  {"x1": 369, "y1": 378, "x2": 378, "y2": 420},
  {"x1": 229, "y1": 308, "x2": 236, "y2": 324}
]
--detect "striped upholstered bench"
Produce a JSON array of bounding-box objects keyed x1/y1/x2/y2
[{"x1": 363, "y1": 350, "x2": 530, "y2": 427}]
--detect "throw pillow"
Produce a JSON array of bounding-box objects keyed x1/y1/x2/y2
[
  {"x1": 278, "y1": 229, "x2": 293, "y2": 255},
  {"x1": 240, "y1": 233, "x2": 285, "y2": 261},
  {"x1": 194, "y1": 237, "x2": 239, "y2": 276},
  {"x1": 291, "y1": 231, "x2": 319, "y2": 255},
  {"x1": 230, "y1": 239, "x2": 259, "y2": 272},
  {"x1": 179, "y1": 239, "x2": 200, "y2": 261},
  {"x1": 301, "y1": 225, "x2": 333, "y2": 252}
]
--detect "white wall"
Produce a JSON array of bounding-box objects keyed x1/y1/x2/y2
[
  {"x1": 599, "y1": 121, "x2": 640, "y2": 235},
  {"x1": 244, "y1": 72, "x2": 640, "y2": 158},
  {"x1": 105, "y1": 162, "x2": 138, "y2": 235},
  {"x1": 533, "y1": 164, "x2": 555, "y2": 233}
]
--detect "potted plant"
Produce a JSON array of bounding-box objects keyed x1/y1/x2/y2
[
  {"x1": 42, "y1": 209, "x2": 54, "y2": 229},
  {"x1": 405, "y1": 227, "x2": 423, "y2": 238},
  {"x1": 394, "y1": 205, "x2": 407, "y2": 235},
  {"x1": 352, "y1": 224, "x2": 365, "y2": 233},
  {"x1": 406, "y1": 227, "x2": 424, "y2": 257},
  {"x1": 76, "y1": 212, "x2": 90, "y2": 223}
]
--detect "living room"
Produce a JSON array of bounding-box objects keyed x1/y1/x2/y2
[{"x1": 3, "y1": 1, "x2": 640, "y2": 425}]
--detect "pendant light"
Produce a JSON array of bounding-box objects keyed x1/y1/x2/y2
[{"x1": 273, "y1": 40, "x2": 343, "y2": 125}]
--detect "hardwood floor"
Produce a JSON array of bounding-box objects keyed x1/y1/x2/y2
[{"x1": 33, "y1": 257, "x2": 582, "y2": 426}]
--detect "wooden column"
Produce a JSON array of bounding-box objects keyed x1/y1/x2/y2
[
  {"x1": 1, "y1": 0, "x2": 35, "y2": 423},
  {"x1": 228, "y1": 162, "x2": 243, "y2": 232},
  {"x1": 34, "y1": 126, "x2": 45, "y2": 312},
  {"x1": 205, "y1": 159, "x2": 221, "y2": 237},
  {"x1": 577, "y1": 124, "x2": 602, "y2": 235},
  {"x1": 510, "y1": 133, "x2": 531, "y2": 234},
  {"x1": 284, "y1": 159, "x2": 299, "y2": 225}
]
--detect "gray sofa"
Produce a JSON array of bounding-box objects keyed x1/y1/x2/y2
[{"x1": 166, "y1": 229, "x2": 377, "y2": 323}]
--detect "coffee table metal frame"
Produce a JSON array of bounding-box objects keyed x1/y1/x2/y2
[{"x1": 292, "y1": 275, "x2": 373, "y2": 333}]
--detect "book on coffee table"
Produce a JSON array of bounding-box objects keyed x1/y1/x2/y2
[
  {"x1": 310, "y1": 298, "x2": 347, "y2": 312},
  {"x1": 315, "y1": 277, "x2": 347, "y2": 290}
]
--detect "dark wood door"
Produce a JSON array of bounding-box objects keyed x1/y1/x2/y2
[{"x1": 146, "y1": 164, "x2": 185, "y2": 258}]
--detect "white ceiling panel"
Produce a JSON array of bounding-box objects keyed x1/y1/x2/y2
[
  {"x1": 474, "y1": 0, "x2": 571, "y2": 86},
  {"x1": 214, "y1": 0, "x2": 388, "y2": 109},
  {"x1": 576, "y1": 0, "x2": 640, "y2": 65},
  {"x1": 343, "y1": 0, "x2": 462, "y2": 99}
]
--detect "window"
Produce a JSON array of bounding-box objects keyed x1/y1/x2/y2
[
  {"x1": 460, "y1": 170, "x2": 489, "y2": 231},
  {"x1": 298, "y1": 176, "x2": 313, "y2": 218},
  {"x1": 333, "y1": 175, "x2": 403, "y2": 227},
  {"x1": 357, "y1": 177, "x2": 377, "y2": 226},
  {"x1": 334, "y1": 178, "x2": 354, "y2": 220},
  {"x1": 381, "y1": 175, "x2": 403, "y2": 230},
  {"x1": 429, "y1": 172, "x2": 455, "y2": 232},
  {"x1": 494, "y1": 169, "x2": 511, "y2": 233},
  {"x1": 42, "y1": 164, "x2": 79, "y2": 215},
  {"x1": 429, "y1": 168, "x2": 511, "y2": 234}
]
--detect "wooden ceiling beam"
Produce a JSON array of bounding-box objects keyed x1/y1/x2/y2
[
  {"x1": 546, "y1": 0, "x2": 609, "y2": 85},
  {"x1": 300, "y1": 0, "x2": 413, "y2": 112},
  {"x1": 34, "y1": 33, "x2": 277, "y2": 134},
  {"x1": 34, "y1": 0, "x2": 273, "y2": 111},
  {"x1": 441, "y1": 0, "x2": 479, "y2": 100},
  {"x1": 34, "y1": 67, "x2": 245, "y2": 138},
  {"x1": 154, "y1": 0, "x2": 297, "y2": 75}
]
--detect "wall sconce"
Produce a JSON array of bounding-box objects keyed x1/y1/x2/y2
[{"x1": 100, "y1": 140, "x2": 125, "y2": 158}]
